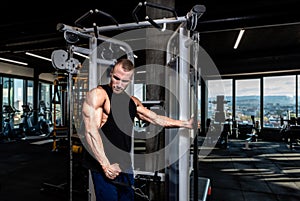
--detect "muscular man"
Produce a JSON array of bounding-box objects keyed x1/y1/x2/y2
[{"x1": 81, "y1": 58, "x2": 193, "y2": 201}]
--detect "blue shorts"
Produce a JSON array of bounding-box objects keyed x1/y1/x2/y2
[{"x1": 91, "y1": 169, "x2": 134, "y2": 201}]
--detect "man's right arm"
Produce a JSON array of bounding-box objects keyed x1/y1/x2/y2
[{"x1": 82, "y1": 87, "x2": 120, "y2": 179}]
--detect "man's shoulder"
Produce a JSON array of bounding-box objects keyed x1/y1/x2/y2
[
  {"x1": 130, "y1": 96, "x2": 142, "y2": 106},
  {"x1": 88, "y1": 85, "x2": 104, "y2": 93},
  {"x1": 96, "y1": 85, "x2": 105, "y2": 91},
  {"x1": 86, "y1": 85, "x2": 109, "y2": 99},
  {"x1": 97, "y1": 84, "x2": 112, "y2": 93}
]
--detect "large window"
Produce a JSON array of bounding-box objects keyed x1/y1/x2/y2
[
  {"x1": 2, "y1": 77, "x2": 10, "y2": 106},
  {"x1": 2, "y1": 78, "x2": 24, "y2": 125},
  {"x1": 13, "y1": 79, "x2": 24, "y2": 124},
  {"x1": 40, "y1": 82, "x2": 51, "y2": 108},
  {"x1": 1, "y1": 77, "x2": 53, "y2": 125},
  {"x1": 13, "y1": 78, "x2": 23, "y2": 111},
  {"x1": 27, "y1": 80, "x2": 34, "y2": 107},
  {"x1": 263, "y1": 75, "x2": 296, "y2": 128},
  {"x1": 235, "y1": 79, "x2": 260, "y2": 124},
  {"x1": 207, "y1": 79, "x2": 233, "y2": 122}
]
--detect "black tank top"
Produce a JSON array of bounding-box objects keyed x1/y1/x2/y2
[{"x1": 83, "y1": 84, "x2": 137, "y2": 171}]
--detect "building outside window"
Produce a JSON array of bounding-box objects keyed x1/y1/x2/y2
[
  {"x1": 263, "y1": 75, "x2": 296, "y2": 128},
  {"x1": 207, "y1": 79, "x2": 232, "y2": 122},
  {"x1": 235, "y1": 79, "x2": 260, "y2": 125}
]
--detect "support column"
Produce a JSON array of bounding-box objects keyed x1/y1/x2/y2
[
  {"x1": 145, "y1": 1, "x2": 176, "y2": 201},
  {"x1": 33, "y1": 67, "x2": 40, "y2": 124}
]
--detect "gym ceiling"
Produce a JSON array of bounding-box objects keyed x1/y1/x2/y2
[{"x1": 0, "y1": 0, "x2": 300, "y2": 76}]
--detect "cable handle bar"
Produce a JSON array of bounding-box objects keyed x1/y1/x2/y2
[
  {"x1": 132, "y1": 1, "x2": 178, "y2": 30},
  {"x1": 74, "y1": 1, "x2": 178, "y2": 31},
  {"x1": 74, "y1": 9, "x2": 119, "y2": 29}
]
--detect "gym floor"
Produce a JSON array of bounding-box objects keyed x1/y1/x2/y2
[
  {"x1": 198, "y1": 138, "x2": 300, "y2": 201},
  {"x1": 0, "y1": 138, "x2": 88, "y2": 201},
  {"x1": 0, "y1": 136, "x2": 299, "y2": 201}
]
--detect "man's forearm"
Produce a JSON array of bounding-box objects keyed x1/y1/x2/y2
[
  {"x1": 154, "y1": 115, "x2": 189, "y2": 128},
  {"x1": 85, "y1": 130, "x2": 110, "y2": 167}
]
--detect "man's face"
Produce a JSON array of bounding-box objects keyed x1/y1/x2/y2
[{"x1": 110, "y1": 63, "x2": 133, "y2": 94}]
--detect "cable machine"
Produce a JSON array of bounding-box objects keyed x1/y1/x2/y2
[
  {"x1": 51, "y1": 2, "x2": 206, "y2": 201},
  {"x1": 165, "y1": 5, "x2": 205, "y2": 201}
]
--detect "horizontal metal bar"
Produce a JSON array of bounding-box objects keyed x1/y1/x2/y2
[{"x1": 84, "y1": 16, "x2": 187, "y2": 33}]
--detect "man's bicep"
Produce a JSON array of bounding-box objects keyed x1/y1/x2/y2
[
  {"x1": 83, "y1": 100, "x2": 102, "y2": 126},
  {"x1": 82, "y1": 100, "x2": 94, "y2": 119},
  {"x1": 136, "y1": 105, "x2": 156, "y2": 124},
  {"x1": 132, "y1": 96, "x2": 154, "y2": 120},
  {"x1": 83, "y1": 88, "x2": 103, "y2": 115}
]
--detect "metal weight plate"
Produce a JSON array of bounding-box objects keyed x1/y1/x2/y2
[{"x1": 51, "y1": 49, "x2": 68, "y2": 70}]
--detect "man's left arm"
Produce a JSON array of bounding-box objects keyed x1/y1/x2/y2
[{"x1": 131, "y1": 96, "x2": 193, "y2": 129}]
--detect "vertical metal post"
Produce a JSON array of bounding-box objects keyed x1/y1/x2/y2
[
  {"x1": 165, "y1": 29, "x2": 179, "y2": 201},
  {"x1": 192, "y1": 31, "x2": 200, "y2": 201},
  {"x1": 89, "y1": 36, "x2": 99, "y2": 89},
  {"x1": 165, "y1": 25, "x2": 191, "y2": 201},
  {"x1": 68, "y1": 73, "x2": 73, "y2": 201},
  {"x1": 178, "y1": 27, "x2": 191, "y2": 201},
  {"x1": 88, "y1": 36, "x2": 98, "y2": 201}
]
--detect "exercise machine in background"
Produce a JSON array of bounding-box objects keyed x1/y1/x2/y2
[
  {"x1": 208, "y1": 95, "x2": 231, "y2": 149},
  {"x1": 0, "y1": 105, "x2": 23, "y2": 142},
  {"x1": 50, "y1": 77, "x2": 69, "y2": 152},
  {"x1": 19, "y1": 103, "x2": 53, "y2": 140}
]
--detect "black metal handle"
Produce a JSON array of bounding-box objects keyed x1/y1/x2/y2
[{"x1": 132, "y1": 1, "x2": 178, "y2": 28}]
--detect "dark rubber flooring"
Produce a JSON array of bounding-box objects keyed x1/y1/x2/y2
[
  {"x1": 0, "y1": 138, "x2": 88, "y2": 201},
  {"x1": 1, "y1": 136, "x2": 300, "y2": 201}
]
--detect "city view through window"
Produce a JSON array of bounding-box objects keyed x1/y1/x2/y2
[{"x1": 208, "y1": 75, "x2": 298, "y2": 128}]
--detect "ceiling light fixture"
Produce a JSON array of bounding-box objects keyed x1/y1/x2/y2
[
  {"x1": 0, "y1": 57, "x2": 28, "y2": 66},
  {"x1": 25, "y1": 52, "x2": 52, "y2": 61},
  {"x1": 234, "y1": 29, "x2": 245, "y2": 49}
]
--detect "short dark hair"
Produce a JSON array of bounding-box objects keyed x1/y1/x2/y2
[{"x1": 114, "y1": 58, "x2": 134, "y2": 72}]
